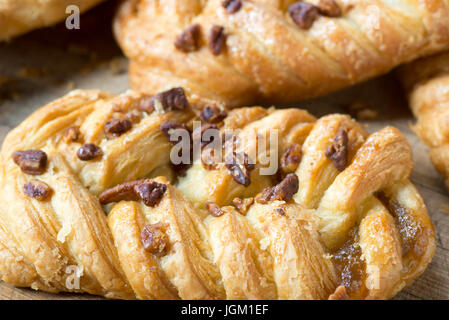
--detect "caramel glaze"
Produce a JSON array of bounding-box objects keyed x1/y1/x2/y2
[
  {"x1": 330, "y1": 227, "x2": 367, "y2": 300},
  {"x1": 330, "y1": 192, "x2": 428, "y2": 299},
  {"x1": 377, "y1": 193, "x2": 428, "y2": 281}
]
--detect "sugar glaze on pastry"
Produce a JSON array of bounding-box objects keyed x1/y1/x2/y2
[
  {"x1": 0, "y1": 88, "x2": 435, "y2": 299},
  {"x1": 114, "y1": 0, "x2": 449, "y2": 108}
]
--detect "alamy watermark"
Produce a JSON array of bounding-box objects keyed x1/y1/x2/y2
[
  {"x1": 65, "y1": 5, "x2": 80, "y2": 30},
  {"x1": 166, "y1": 121, "x2": 280, "y2": 175}
]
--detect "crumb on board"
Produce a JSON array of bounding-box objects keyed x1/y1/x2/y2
[{"x1": 345, "y1": 101, "x2": 378, "y2": 120}]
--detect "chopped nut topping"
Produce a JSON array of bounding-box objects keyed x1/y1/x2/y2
[
  {"x1": 137, "y1": 95, "x2": 155, "y2": 114},
  {"x1": 328, "y1": 285, "x2": 350, "y2": 300},
  {"x1": 271, "y1": 173, "x2": 299, "y2": 201},
  {"x1": 200, "y1": 105, "x2": 227, "y2": 123},
  {"x1": 205, "y1": 201, "x2": 224, "y2": 217},
  {"x1": 222, "y1": 0, "x2": 242, "y2": 13},
  {"x1": 104, "y1": 118, "x2": 132, "y2": 139},
  {"x1": 288, "y1": 2, "x2": 320, "y2": 30},
  {"x1": 255, "y1": 187, "x2": 274, "y2": 204},
  {"x1": 281, "y1": 143, "x2": 302, "y2": 174},
  {"x1": 161, "y1": 121, "x2": 190, "y2": 141},
  {"x1": 209, "y1": 25, "x2": 226, "y2": 55},
  {"x1": 64, "y1": 127, "x2": 80, "y2": 143},
  {"x1": 134, "y1": 181, "x2": 168, "y2": 207},
  {"x1": 232, "y1": 197, "x2": 254, "y2": 215},
  {"x1": 23, "y1": 179, "x2": 52, "y2": 201},
  {"x1": 317, "y1": 0, "x2": 342, "y2": 17},
  {"x1": 175, "y1": 24, "x2": 201, "y2": 52},
  {"x1": 77, "y1": 143, "x2": 103, "y2": 161},
  {"x1": 12, "y1": 150, "x2": 48, "y2": 175},
  {"x1": 193, "y1": 123, "x2": 219, "y2": 148},
  {"x1": 99, "y1": 179, "x2": 167, "y2": 207},
  {"x1": 161, "y1": 121, "x2": 193, "y2": 176},
  {"x1": 225, "y1": 152, "x2": 255, "y2": 186},
  {"x1": 150, "y1": 87, "x2": 190, "y2": 112},
  {"x1": 345, "y1": 101, "x2": 378, "y2": 120},
  {"x1": 99, "y1": 180, "x2": 140, "y2": 204},
  {"x1": 275, "y1": 208, "x2": 286, "y2": 216},
  {"x1": 141, "y1": 224, "x2": 169, "y2": 255},
  {"x1": 256, "y1": 173, "x2": 299, "y2": 203},
  {"x1": 325, "y1": 127, "x2": 348, "y2": 171}
]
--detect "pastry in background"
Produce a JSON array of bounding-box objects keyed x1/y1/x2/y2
[
  {"x1": 114, "y1": 0, "x2": 449, "y2": 108},
  {"x1": 0, "y1": 88, "x2": 435, "y2": 299},
  {"x1": 0, "y1": 0, "x2": 105, "y2": 41},
  {"x1": 398, "y1": 51, "x2": 449, "y2": 188}
]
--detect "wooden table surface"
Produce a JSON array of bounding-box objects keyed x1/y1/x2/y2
[{"x1": 0, "y1": 2, "x2": 448, "y2": 300}]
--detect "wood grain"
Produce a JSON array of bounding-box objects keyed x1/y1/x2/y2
[{"x1": 0, "y1": 3, "x2": 448, "y2": 300}]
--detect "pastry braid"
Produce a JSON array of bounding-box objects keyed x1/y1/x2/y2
[
  {"x1": 398, "y1": 51, "x2": 449, "y2": 189},
  {"x1": 114, "y1": 0, "x2": 449, "y2": 108},
  {"x1": 0, "y1": 88, "x2": 435, "y2": 299}
]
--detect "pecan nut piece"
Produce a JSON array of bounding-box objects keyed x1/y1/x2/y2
[
  {"x1": 209, "y1": 25, "x2": 226, "y2": 55},
  {"x1": 222, "y1": 0, "x2": 242, "y2": 13},
  {"x1": 280, "y1": 143, "x2": 302, "y2": 174},
  {"x1": 232, "y1": 197, "x2": 254, "y2": 215},
  {"x1": 325, "y1": 127, "x2": 348, "y2": 171},
  {"x1": 288, "y1": 2, "x2": 320, "y2": 30},
  {"x1": 12, "y1": 150, "x2": 48, "y2": 175},
  {"x1": 200, "y1": 105, "x2": 227, "y2": 124},
  {"x1": 23, "y1": 179, "x2": 52, "y2": 201},
  {"x1": 174, "y1": 24, "x2": 201, "y2": 52},
  {"x1": 161, "y1": 121, "x2": 193, "y2": 176},
  {"x1": 141, "y1": 224, "x2": 169, "y2": 255},
  {"x1": 161, "y1": 121, "x2": 190, "y2": 142},
  {"x1": 104, "y1": 118, "x2": 132, "y2": 140},
  {"x1": 99, "y1": 179, "x2": 167, "y2": 208},
  {"x1": 256, "y1": 173, "x2": 299, "y2": 203},
  {"x1": 99, "y1": 180, "x2": 141, "y2": 204},
  {"x1": 77, "y1": 143, "x2": 103, "y2": 161},
  {"x1": 137, "y1": 95, "x2": 155, "y2": 114},
  {"x1": 134, "y1": 182, "x2": 167, "y2": 207},
  {"x1": 193, "y1": 123, "x2": 219, "y2": 148},
  {"x1": 225, "y1": 152, "x2": 255, "y2": 186},
  {"x1": 205, "y1": 201, "x2": 224, "y2": 217},
  {"x1": 150, "y1": 87, "x2": 190, "y2": 112},
  {"x1": 318, "y1": 0, "x2": 342, "y2": 17}
]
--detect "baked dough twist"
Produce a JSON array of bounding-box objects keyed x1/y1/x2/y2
[
  {"x1": 0, "y1": 88, "x2": 435, "y2": 299},
  {"x1": 0, "y1": 0, "x2": 105, "y2": 41},
  {"x1": 398, "y1": 51, "x2": 449, "y2": 189},
  {"x1": 114, "y1": 0, "x2": 449, "y2": 108}
]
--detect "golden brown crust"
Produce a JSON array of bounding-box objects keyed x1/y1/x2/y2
[
  {"x1": 398, "y1": 51, "x2": 449, "y2": 188},
  {"x1": 115, "y1": 0, "x2": 449, "y2": 107},
  {"x1": 0, "y1": 89, "x2": 435, "y2": 299},
  {"x1": 0, "y1": 0, "x2": 105, "y2": 41}
]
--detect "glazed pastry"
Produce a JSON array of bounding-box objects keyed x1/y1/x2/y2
[
  {"x1": 114, "y1": 0, "x2": 449, "y2": 108},
  {"x1": 0, "y1": 88, "x2": 435, "y2": 299},
  {"x1": 398, "y1": 51, "x2": 449, "y2": 188},
  {"x1": 0, "y1": 0, "x2": 105, "y2": 41}
]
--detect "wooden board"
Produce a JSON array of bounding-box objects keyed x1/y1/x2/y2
[{"x1": 0, "y1": 2, "x2": 448, "y2": 300}]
